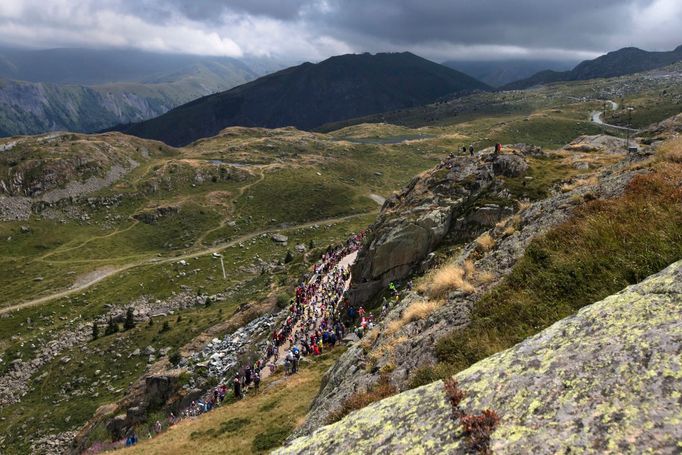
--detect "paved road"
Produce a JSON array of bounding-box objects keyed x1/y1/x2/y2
[{"x1": 590, "y1": 100, "x2": 638, "y2": 132}]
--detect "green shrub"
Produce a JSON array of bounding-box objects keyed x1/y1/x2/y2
[
  {"x1": 276, "y1": 293, "x2": 291, "y2": 309},
  {"x1": 169, "y1": 351, "x2": 182, "y2": 366},
  {"x1": 104, "y1": 317, "x2": 118, "y2": 336}
]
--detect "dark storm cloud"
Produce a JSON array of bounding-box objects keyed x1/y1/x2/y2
[
  {"x1": 316, "y1": 0, "x2": 634, "y2": 50},
  {"x1": 123, "y1": 0, "x2": 310, "y2": 23},
  {"x1": 0, "y1": 0, "x2": 680, "y2": 60}
]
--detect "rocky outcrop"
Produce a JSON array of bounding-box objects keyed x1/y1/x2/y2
[
  {"x1": 278, "y1": 260, "x2": 682, "y2": 454},
  {"x1": 349, "y1": 156, "x2": 496, "y2": 305},
  {"x1": 296, "y1": 156, "x2": 646, "y2": 437},
  {"x1": 563, "y1": 134, "x2": 628, "y2": 154},
  {"x1": 133, "y1": 205, "x2": 180, "y2": 224},
  {"x1": 491, "y1": 153, "x2": 529, "y2": 177}
]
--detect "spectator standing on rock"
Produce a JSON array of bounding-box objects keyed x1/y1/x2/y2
[
  {"x1": 469, "y1": 145, "x2": 474, "y2": 156},
  {"x1": 495, "y1": 143, "x2": 502, "y2": 155},
  {"x1": 253, "y1": 371, "x2": 261, "y2": 392}
]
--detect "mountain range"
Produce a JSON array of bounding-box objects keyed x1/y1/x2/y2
[
  {"x1": 112, "y1": 52, "x2": 491, "y2": 146},
  {"x1": 442, "y1": 59, "x2": 576, "y2": 87},
  {"x1": 502, "y1": 45, "x2": 682, "y2": 90},
  {"x1": 0, "y1": 48, "x2": 288, "y2": 137}
]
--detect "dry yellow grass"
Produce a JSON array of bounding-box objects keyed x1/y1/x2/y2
[
  {"x1": 463, "y1": 259, "x2": 475, "y2": 279},
  {"x1": 503, "y1": 225, "x2": 517, "y2": 236},
  {"x1": 122, "y1": 352, "x2": 340, "y2": 455},
  {"x1": 384, "y1": 319, "x2": 405, "y2": 337},
  {"x1": 476, "y1": 270, "x2": 496, "y2": 284},
  {"x1": 403, "y1": 299, "x2": 445, "y2": 323},
  {"x1": 659, "y1": 138, "x2": 682, "y2": 163},
  {"x1": 425, "y1": 264, "x2": 476, "y2": 298},
  {"x1": 368, "y1": 335, "x2": 409, "y2": 363},
  {"x1": 359, "y1": 328, "x2": 380, "y2": 350},
  {"x1": 475, "y1": 232, "x2": 495, "y2": 253},
  {"x1": 561, "y1": 175, "x2": 599, "y2": 192},
  {"x1": 517, "y1": 200, "x2": 531, "y2": 212}
]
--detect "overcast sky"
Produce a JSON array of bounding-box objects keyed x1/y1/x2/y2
[{"x1": 0, "y1": 0, "x2": 680, "y2": 62}]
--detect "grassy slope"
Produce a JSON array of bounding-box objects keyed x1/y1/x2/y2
[
  {"x1": 413, "y1": 143, "x2": 682, "y2": 385},
  {"x1": 123, "y1": 350, "x2": 342, "y2": 454}
]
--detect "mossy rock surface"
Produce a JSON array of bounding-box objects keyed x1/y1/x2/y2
[{"x1": 277, "y1": 260, "x2": 682, "y2": 454}]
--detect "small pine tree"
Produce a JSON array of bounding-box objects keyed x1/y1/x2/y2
[
  {"x1": 104, "y1": 317, "x2": 119, "y2": 336},
  {"x1": 204, "y1": 297, "x2": 212, "y2": 307},
  {"x1": 148, "y1": 317, "x2": 154, "y2": 327},
  {"x1": 92, "y1": 323, "x2": 99, "y2": 340},
  {"x1": 284, "y1": 250, "x2": 294, "y2": 264},
  {"x1": 308, "y1": 239, "x2": 315, "y2": 250},
  {"x1": 160, "y1": 321, "x2": 171, "y2": 333},
  {"x1": 176, "y1": 315, "x2": 182, "y2": 323},
  {"x1": 123, "y1": 307, "x2": 135, "y2": 331}
]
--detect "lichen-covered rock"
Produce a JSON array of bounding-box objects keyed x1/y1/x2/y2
[
  {"x1": 564, "y1": 134, "x2": 628, "y2": 154},
  {"x1": 278, "y1": 260, "x2": 682, "y2": 454},
  {"x1": 491, "y1": 153, "x2": 529, "y2": 177},
  {"x1": 349, "y1": 156, "x2": 495, "y2": 305}
]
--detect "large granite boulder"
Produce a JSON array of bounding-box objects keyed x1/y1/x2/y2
[
  {"x1": 278, "y1": 260, "x2": 682, "y2": 454},
  {"x1": 491, "y1": 153, "x2": 529, "y2": 177},
  {"x1": 350, "y1": 156, "x2": 495, "y2": 305}
]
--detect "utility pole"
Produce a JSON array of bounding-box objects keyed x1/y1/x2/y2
[
  {"x1": 220, "y1": 256, "x2": 226, "y2": 280},
  {"x1": 625, "y1": 107, "x2": 633, "y2": 152}
]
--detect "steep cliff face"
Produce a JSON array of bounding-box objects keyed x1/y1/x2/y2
[
  {"x1": 278, "y1": 259, "x2": 682, "y2": 454},
  {"x1": 349, "y1": 154, "x2": 501, "y2": 305}
]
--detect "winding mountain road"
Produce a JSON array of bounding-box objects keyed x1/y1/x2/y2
[{"x1": 590, "y1": 100, "x2": 639, "y2": 132}]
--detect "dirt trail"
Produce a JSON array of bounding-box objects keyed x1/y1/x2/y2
[
  {"x1": 194, "y1": 165, "x2": 272, "y2": 247},
  {"x1": 0, "y1": 213, "x2": 372, "y2": 315},
  {"x1": 368, "y1": 193, "x2": 386, "y2": 206}
]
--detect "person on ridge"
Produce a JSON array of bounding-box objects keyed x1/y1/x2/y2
[{"x1": 233, "y1": 374, "x2": 242, "y2": 399}]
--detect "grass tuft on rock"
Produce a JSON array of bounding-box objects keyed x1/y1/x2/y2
[{"x1": 431, "y1": 158, "x2": 682, "y2": 379}]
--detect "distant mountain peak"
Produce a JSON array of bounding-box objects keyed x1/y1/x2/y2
[
  {"x1": 502, "y1": 44, "x2": 682, "y2": 90},
  {"x1": 112, "y1": 52, "x2": 490, "y2": 147}
]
